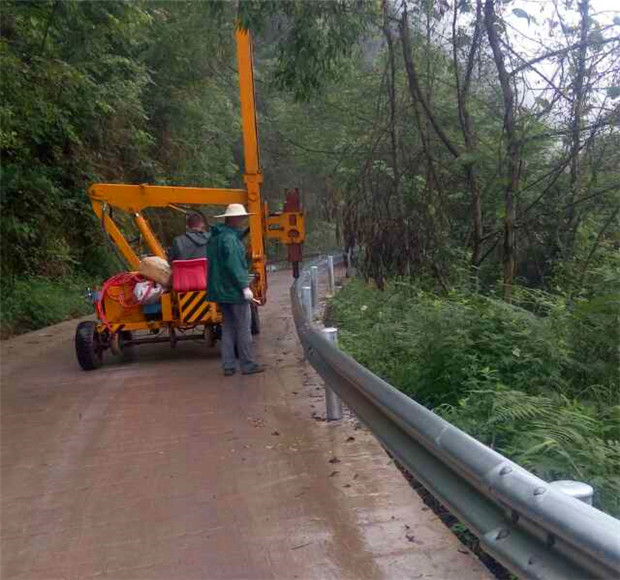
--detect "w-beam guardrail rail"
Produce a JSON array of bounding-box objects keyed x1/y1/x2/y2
[{"x1": 291, "y1": 258, "x2": 620, "y2": 580}]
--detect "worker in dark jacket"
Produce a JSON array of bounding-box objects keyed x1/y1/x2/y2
[
  {"x1": 168, "y1": 213, "x2": 210, "y2": 261},
  {"x1": 207, "y1": 204, "x2": 264, "y2": 376}
]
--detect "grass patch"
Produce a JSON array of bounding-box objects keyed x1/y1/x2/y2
[
  {"x1": 328, "y1": 278, "x2": 620, "y2": 517},
  {"x1": 1, "y1": 275, "x2": 96, "y2": 338}
]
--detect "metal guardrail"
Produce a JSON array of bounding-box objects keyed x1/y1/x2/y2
[
  {"x1": 291, "y1": 258, "x2": 620, "y2": 580},
  {"x1": 266, "y1": 251, "x2": 340, "y2": 273}
]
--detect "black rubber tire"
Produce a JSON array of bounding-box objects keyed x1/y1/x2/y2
[
  {"x1": 204, "y1": 325, "x2": 217, "y2": 348},
  {"x1": 120, "y1": 330, "x2": 133, "y2": 346},
  {"x1": 76, "y1": 321, "x2": 103, "y2": 371},
  {"x1": 250, "y1": 302, "x2": 260, "y2": 335},
  {"x1": 120, "y1": 330, "x2": 134, "y2": 361}
]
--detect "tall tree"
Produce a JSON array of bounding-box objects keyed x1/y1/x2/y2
[
  {"x1": 452, "y1": 0, "x2": 484, "y2": 268},
  {"x1": 484, "y1": 0, "x2": 518, "y2": 301}
]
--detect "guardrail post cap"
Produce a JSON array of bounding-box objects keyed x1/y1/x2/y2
[
  {"x1": 550, "y1": 480, "x2": 594, "y2": 505},
  {"x1": 322, "y1": 327, "x2": 338, "y2": 347}
]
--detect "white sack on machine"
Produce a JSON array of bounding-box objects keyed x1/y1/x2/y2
[
  {"x1": 133, "y1": 280, "x2": 165, "y2": 305},
  {"x1": 138, "y1": 256, "x2": 171, "y2": 287}
]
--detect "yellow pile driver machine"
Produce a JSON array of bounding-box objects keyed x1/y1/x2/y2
[{"x1": 75, "y1": 30, "x2": 305, "y2": 370}]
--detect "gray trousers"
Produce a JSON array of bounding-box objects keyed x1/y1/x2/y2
[{"x1": 220, "y1": 303, "x2": 254, "y2": 371}]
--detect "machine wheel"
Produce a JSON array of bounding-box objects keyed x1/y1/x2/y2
[
  {"x1": 204, "y1": 325, "x2": 217, "y2": 348},
  {"x1": 250, "y1": 302, "x2": 260, "y2": 335},
  {"x1": 76, "y1": 321, "x2": 103, "y2": 371},
  {"x1": 111, "y1": 330, "x2": 133, "y2": 357},
  {"x1": 120, "y1": 330, "x2": 134, "y2": 360}
]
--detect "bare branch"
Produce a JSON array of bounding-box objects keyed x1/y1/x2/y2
[
  {"x1": 399, "y1": 4, "x2": 461, "y2": 159},
  {"x1": 509, "y1": 35, "x2": 620, "y2": 78}
]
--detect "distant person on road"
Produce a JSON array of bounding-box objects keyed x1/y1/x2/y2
[
  {"x1": 168, "y1": 212, "x2": 210, "y2": 262},
  {"x1": 207, "y1": 204, "x2": 264, "y2": 377}
]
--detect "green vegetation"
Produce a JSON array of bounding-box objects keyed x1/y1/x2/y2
[
  {"x1": 328, "y1": 277, "x2": 619, "y2": 516},
  {"x1": 0, "y1": 0, "x2": 368, "y2": 335},
  {"x1": 0, "y1": 275, "x2": 95, "y2": 337},
  {"x1": 0, "y1": 1, "x2": 233, "y2": 334}
]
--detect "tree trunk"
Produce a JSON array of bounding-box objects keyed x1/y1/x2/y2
[
  {"x1": 382, "y1": 0, "x2": 400, "y2": 203},
  {"x1": 566, "y1": 0, "x2": 590, "y2": 254},
  {"x1": 399, "y1": 6, "x2": 460, "y2": 159},
  {"x1": 484, "y1": 0, "x2": 518, "y2": 302},
  {"x1": 452, "y1": 0, "x2": 484, "y2": 268}
]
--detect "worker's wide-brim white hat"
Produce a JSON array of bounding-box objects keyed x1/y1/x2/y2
[{"x1": 215, "y1": 203, "x2": 252, "y2": 218}]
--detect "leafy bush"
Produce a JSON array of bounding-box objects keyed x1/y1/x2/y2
[
  {"x1": 304, "y1": 220, "x2": 339, "y2": 255},
  {"x1": 328, "y1": 279, "x2": 620, "y2": 516},
  {"x1": 440, "y1": 388, "x2": 620, "y2": 517},
  {"x1": 0, "y1": 276, "x2": 95, "y2": 337}
]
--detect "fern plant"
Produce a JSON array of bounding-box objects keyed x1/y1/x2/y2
[{"x1": 329, "y1": 278, "x2": 620, "y2": 516}]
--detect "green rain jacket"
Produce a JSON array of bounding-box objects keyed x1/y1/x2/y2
[{"x1": 207, "y1": 223, "x2": 249, "y2": 304}]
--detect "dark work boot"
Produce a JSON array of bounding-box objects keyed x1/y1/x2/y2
[
  {"x1": 224, "y1": 368, "x2": 236, "y2": 377},
  {"x1": 242, "y1": 363, "x2": 265, "y2": 375}
]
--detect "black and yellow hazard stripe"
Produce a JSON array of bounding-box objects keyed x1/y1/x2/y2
[{"x1": 178, "y1": 291, "x2": 211, "y2": 322}]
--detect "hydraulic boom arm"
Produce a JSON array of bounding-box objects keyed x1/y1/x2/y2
[{"x1": 89, "y1": 27, "x2": 305, "y2": 302}]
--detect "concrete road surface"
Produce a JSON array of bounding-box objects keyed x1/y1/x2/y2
[{"x1": 1, "y1": 269, "x2": 491, "y2": 580}]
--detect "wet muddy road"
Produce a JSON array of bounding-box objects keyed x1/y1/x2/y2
[{"x1": 1, "y1": 270, "x2": 490, "y2": 580}]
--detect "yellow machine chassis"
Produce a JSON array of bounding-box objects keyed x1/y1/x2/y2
[
  {"x1": 89, "y1": 30, "x2": 304, "y2": 309},
  {"x1": 96, "y1": 290, "x2": 222, "y2": 334},
  {"x1": 77, "y1": 29, "x2": 304, "y2": 370}
]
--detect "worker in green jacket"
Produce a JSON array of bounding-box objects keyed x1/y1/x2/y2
[{"x1": 207, "y1": 204, "x2": 264, "y2": 376}]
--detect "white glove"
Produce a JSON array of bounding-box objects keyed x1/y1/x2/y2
[{"x1": 243, "y1": 287, "x2": 254, "y2": 302}]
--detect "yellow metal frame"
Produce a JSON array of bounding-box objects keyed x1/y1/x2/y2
[
  {"x1": 96, "y1": 290, "x2": 222, "y2": 335},
  {"x1": 266, "y1": 211, "x2": 306, "y2": 244},
  {"x1": 89, "y1": 29, "x2": 304, "y2": 337}
]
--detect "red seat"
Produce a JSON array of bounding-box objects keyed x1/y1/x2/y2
[{"x1": 172, "y1": 258, "x2": 208, "y2": 292}]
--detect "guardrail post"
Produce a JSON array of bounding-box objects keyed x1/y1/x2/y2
[
  {"x1": 321, "y1": 327, "x2": 343, "y2": 421},
  {"x1": 302, "y1": 286, "x2": 313, "y2": 321},
  {"x1": 310, "y1": 266, "x2": 319, "y2": 311},
  {"x1": 327, "y1": 256, "x2": 335, "y2": 296},
  {"x1": 550, "y1": 480, "x2": 594, "y2": 505}
]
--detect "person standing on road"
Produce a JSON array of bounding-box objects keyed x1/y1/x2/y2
[
  {"x1": 207, "y1": 204, "x2": 264, "y2": 377},
  {"x1": 168, "y1": 212, "x2": 210, "y2": 261}
]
